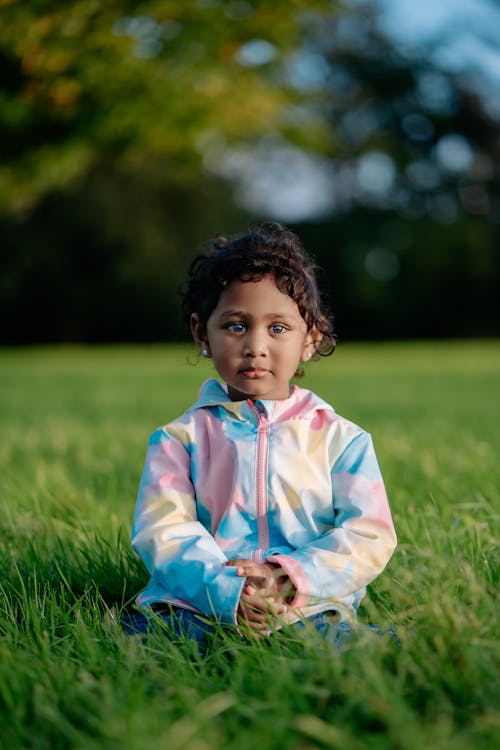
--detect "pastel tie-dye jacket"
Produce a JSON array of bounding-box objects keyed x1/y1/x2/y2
[{"x1": 132, "y1": 379, "x2": 396, "y2": 626}]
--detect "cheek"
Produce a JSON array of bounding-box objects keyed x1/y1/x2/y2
[{"x1": 211, "y1": 338, "x2": 236, "y2": 364}]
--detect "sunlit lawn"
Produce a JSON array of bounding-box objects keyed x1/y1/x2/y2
[{"x1": 0, "y1": 341, "x2": 498, "y2": 749}]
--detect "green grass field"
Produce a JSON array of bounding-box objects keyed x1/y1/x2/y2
[{"x1": 0, "y1": 342, "x2": 498, "y2": 750}]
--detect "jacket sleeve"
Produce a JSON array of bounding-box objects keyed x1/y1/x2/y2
[
  {"x1": 131, "y1": 427, "x2": 246, "y2": 624},
  {"x1": 267, "y1": 431, "x2": 397, "y2": 608}
]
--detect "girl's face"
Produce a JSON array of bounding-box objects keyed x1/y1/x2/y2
[{"x1": 191, "y1": 275, "x2": 316, "y2": 401}]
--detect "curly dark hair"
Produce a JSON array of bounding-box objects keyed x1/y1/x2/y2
[{"x1": 181, "y1": 222, "x2": 336, "y2": 358}]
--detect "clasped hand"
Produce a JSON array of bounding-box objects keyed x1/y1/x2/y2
[{"x1": 225, "y1": 558, "x2": 294, "y2": 632}]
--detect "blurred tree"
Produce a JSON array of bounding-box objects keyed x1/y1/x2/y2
[
  {"x1": 1, "y1": 0, "x2": 498, "y2": 343},
  {"x1": 298, "y1": 209, "x2": 499, "y2": 340},
  {"x1": 220, "y1": 3, "x2": 499, "y2": 339},
  {"x1": 0, "y1": 162, "x2": 251, "y2": 343},
  {"x1": 317, "y1": 4, "x2": 499, "y2": 220},
  {"x1": 0, "y1": 0, "x2": 339, "y2": 343},
  {"x1": 0, "y1": 0, "x2": 334, "y2": 212},
  {"x1": 315, "y1": 4, "x2": 499, "y2": 339},
  {"x1": 293, "y1": 4, "x2": 500, "y2": 339},
  {"x1": 217, "y1": 2, "x2": 500, "y2": 222}
]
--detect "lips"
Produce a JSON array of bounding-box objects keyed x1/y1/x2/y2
[{"x1": 240, "y1": 368, "x2": 269, "y2": 379}]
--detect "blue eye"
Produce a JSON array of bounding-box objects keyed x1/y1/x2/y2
[
  {"x1": 270, "y1": 324, "x2": 286, "y2": 334},
  {"x1": 226, "y1": 322, "x2": 247, "y2": 333}
]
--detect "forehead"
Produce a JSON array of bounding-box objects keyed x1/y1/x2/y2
[{"x1": 211, "y1": 275, "x2": 303, "y2": 319}]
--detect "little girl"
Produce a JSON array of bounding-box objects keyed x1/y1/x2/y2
[{"x1": 127, "y1": 223, "x2": 396, "y2": 642}]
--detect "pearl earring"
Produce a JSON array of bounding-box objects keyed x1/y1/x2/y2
[
  {"x1": 201, "y1": 348, "x2": 210, "y2": 357},
  {"x1": 306, "y1": 352, "x2": 312, "y2": 360}
]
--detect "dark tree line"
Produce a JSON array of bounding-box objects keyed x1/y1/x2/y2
[{"x1": 1, "y1": 1, "x2": 498, "y2": 343}]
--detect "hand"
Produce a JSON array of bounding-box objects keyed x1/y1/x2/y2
[
  {"x1": 227, "y1": 559, "x2": 286, "y2": 594},
  {"x1": 225, "y1": 559, "x2": 294, "y2": 632},
  {"x1": 237, "y1": 587, "x2": 287, "y2": 633}
]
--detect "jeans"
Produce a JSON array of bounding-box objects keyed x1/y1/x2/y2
[
  {"x1": 121, "y1": 605, "x2": 216, "y2": 642},
  {"x1": 120, "y1": 606, "x2": 390, "y2": 648}
]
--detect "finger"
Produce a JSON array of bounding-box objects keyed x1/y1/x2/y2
[
  {"x1": 261, "y1": 596, "x2": 287, "y2": 615},
  {"x1": 240, "y1": 609, "x2": 276, "y2": 633},
  {"x1": 241, "y1": 592, "x2": 286, "y2": 616},
  {"x1": 238, "y1": 563, "x2": 268, "y2": 577},
  {"x1": 248, "y1": 621, "x2": 272, "y2": 632},
  {"x1": 259, "y1": 596, "x2": 287, "y2": 615},
  {"x1": 225, "y1": 559, "x2": 254, "y2": 572},
  {"x1": 238, "y1": 610, "x2": 268, "y2": 629},
  {"x1": 240, "y1": 598, "x2": 270, "y2": 619},
  {"x1": 235, "y1": 566, "x2": 261, "y2": 578},
  {"x1": 240, "y1": 594, "x2": 266, "y2": 613},
  {"x1": 237, "y1": 618, "x2": 266, "y2": 637},
  {"x1": 240, "y1": 607, "x2": 273, "y2": 626},
  {"x1": 245, "y1": 580, "x2": 280, "y2": 599},
  {"x1": 244, "y1": 576, "x2": 269, "y2": 589},
  {"x1": 233, "y1": 566, "x2": 256, "y2": 577}
]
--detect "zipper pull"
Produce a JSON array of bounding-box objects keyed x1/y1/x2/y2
[
  {"x1": 251, "y1": 402, "x2": 269, "y2": 432},
  {"x1": 258, "y1": 416, "x2": 269, "y2": 433},
  {"x1": 257, "y1": 409, "x2": 269, "y2": 433}
]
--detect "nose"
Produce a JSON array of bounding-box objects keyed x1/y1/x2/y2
[{"x1": 242, "y1": 328, "x2": 267, "y2": 357}]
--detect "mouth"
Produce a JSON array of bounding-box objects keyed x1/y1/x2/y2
[{"x1": 240, "y1": 368, "x2": 269, "y2": 379}]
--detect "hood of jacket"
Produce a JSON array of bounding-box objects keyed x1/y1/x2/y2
[{"x1": 185, "y1": 378, "x2": 337, "y2": 424}]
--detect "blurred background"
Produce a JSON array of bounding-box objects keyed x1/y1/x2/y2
[{"x1": 1, "y1": 0, "x2": 499, "y2": 345}]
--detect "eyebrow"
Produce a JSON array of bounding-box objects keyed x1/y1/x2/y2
[{"x1": 217, "y1": 309, "x2": 296, "y2": 321}]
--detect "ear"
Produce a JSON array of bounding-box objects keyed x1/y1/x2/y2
[
  {"x1": 190, "y1": 313, "x2": 211, "y2": 356},
  {"x1": 300, "y1": 327, "x2": 320, "y2": 362}
]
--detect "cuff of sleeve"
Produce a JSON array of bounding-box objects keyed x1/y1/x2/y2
[
  {"x1": 265, "y1": 554, "x2": 310, "y2": 608},
  {"x1": 208, "y1": 568, "x2": 247, "y2": 626}
]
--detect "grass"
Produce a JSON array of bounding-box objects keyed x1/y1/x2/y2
[{"x1": 0, "y1": 341, "x2": 498, "y2": 750}]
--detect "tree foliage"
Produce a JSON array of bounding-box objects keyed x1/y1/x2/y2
[
  {"x1": 0, "y1": 0, "x2": 334, "y2": 212},
  {"x1": 289, "y1": 5, "x2": 500, "y2": 340},
  {"x1": 317, "y1": 6, "x2": 500, "y2": 222},
  {"x1": 1, "y1": 0, "x2": 499, "y2": 343}
]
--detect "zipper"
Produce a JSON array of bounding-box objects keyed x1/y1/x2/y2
[{"x1": 251, "y1": 402, "x2": 270, "y2": 563}]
